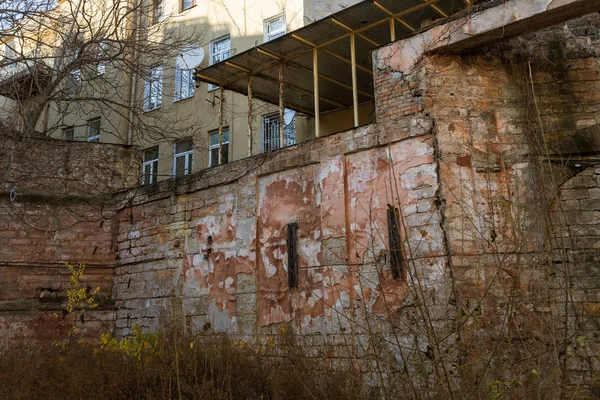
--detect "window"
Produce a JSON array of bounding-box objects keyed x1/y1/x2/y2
[
  {"x1": 67, "y1": 69, "x2": 80, "y2": 96},
  {"x1": 4, "y1": 40, "x2": 16, "y2": 72},
  {"x1": 173, "y1": 140, "x2": 193, "y2": 177},
  {"x1": 67, "y1": 49, "x2": 81, "y2": 97},
  {"x1": 87, "y1": 117, "x2": 101, "y2": 142},
  {"x1": 96, "y1": 40, "x2": 108, "y2": 75},
  {"x1": 153, "y1": 0, "x2": 164, "y2": 24},
  {"x1": 209, "y1": 129, "x2": 229, "y2": 168},
  {"x1": 261, "y1": 110, "x2": 296, "y2": 152},
  {"x1": 264, "y1": 14, "x2": 286, "y2": 42},
  {"x1": 174, "y1": 67, "x2": 194, "y2": 101},
  {"x1": 142, "y1": 147, "x2": 159, "y2": 185},
  {"x1": 143, "y1": 66, "x2": 163, "y2": 111},
  {"x1": 208, "y1": 36, "x2": 230, "y2": 90},
  {"x1": 287, "y1": 221, "x2": 298, "y2": 287},
  {"x1": 63, "y1": 126, "x2": 74, "y2": 141},
  {"x1": 181, "y1": 0, "x2": 194, "y2": 12}
]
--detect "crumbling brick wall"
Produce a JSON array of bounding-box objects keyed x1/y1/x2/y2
[
  {"x1": 373, "y1": 12, "x2": 600, "y2": 396},
  {"x1": 2, "y1": 6, "x2": 599, "y2": 397},
  {"x1": 0, "y1": 134, "x2": 139, "y2": 342}
]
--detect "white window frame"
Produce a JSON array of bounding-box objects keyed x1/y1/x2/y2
[
  {"x1": 87, "y1": 117, "x2": 101, "y2": 142},
  {"x1": 66, "y1": 48, "x2": 81, "y2": 97},
  {"x1": 208, "y1": 36, "x2": 230, "y2": 91},
  {"x1": 264, "y1": 13, "x2": 286, "y2": 42},
  {"x1": 261, "y1": 109, "x2": 296, "y2": 152},
  {"x1": 143, "y1": 66, "x2": 163, "y2": 111},
  {"x1": 174, "y1": 66, "x2": 194, "y2": 101},
  {"x1": 173, "y1": 140, "x2": 193, "y2": 177},
  {"x1": 208, "y1": 129, "x2": 229, "y2": 168},
  {"x1": 261, "y1": 113, "x2": 280, "y2": 152},
  {"x1": 96, "y1": 40, "x2": 108, "y2": 75},
  {"x1": 142, "y1": 147, "x2": 159, "y2": 185}
]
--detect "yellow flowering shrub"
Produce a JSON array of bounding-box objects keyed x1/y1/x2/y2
[
  {"x1": 65, "y1": 263, "x2": 100, "y2": 313},
  {"x1": 100, "y1": 324, "x2": 159, "y2": 361}
]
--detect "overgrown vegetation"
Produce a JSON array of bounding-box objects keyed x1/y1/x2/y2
[{"x1": 0, "y1": 327, "x2": 369, "y2": 400}]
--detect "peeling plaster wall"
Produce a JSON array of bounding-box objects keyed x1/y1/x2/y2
[
  {"x1": 110, "y1": 15, "x2": 600, "y2": 390},
  {"x1": 2, "y1": 7, "x2": 600, "y2": 393},
  {"x1": 113, "y1": 117, "x2": 440, "y2": 339},
  {"x1": 373, "y1": 13, "x2": 600, "y2": 392}
]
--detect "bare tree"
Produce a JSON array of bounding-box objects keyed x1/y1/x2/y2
[{"x1": 0, "y1": 0, "x2": 206, "y2": 143}]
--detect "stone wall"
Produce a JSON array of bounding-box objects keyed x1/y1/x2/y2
[
  {"x1": 112, "y1": 117, "x2": 440, "y2": 331},
  {"x1": 0, "y1": 134, "x2": 139, "y2": 342},
  {"x1": 1, "y1": 5, "x2": 599, "y2": 397},
  {"x1": 372, "y1": 12, "x2": 600, "y2": 395},
  {"x1": 111, "y1": 10, "x2": 600, "y2": 395}
]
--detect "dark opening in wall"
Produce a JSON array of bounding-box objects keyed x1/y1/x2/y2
[
  {"x1": 387, "y1": 205, "x2": 402, "y2": 280},
  {"x1": 287, "y1": 222, "x2": 298, "y2": 288}
]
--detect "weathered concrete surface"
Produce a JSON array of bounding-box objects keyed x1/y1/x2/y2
[{"x1": 375, "y1": 0, "x2": 600, "y2": 76}]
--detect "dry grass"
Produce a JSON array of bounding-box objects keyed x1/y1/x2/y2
[{"x1": 0, "y1": 328, "x2": 369, "y2": 400}]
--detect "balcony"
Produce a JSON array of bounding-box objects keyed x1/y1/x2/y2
[
  {"x1": 0, "y1": 59, "x2": 52, "y2": 101},
  {"x1": 194, "y1": 0, "x2": 470, "y2": 155}
]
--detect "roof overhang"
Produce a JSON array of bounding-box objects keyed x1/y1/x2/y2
[{"x1": 194, "y1": 0, "x2": 472, "y2": 115}]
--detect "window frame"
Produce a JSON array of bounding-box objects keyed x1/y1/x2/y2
[
  {"x1": 87, "y1": 117, "x2": 101, "y2": 142},
  {"x1": 180, "y1": 0, "x2": 194, "y2": 12},
  {"x1": 63, "y1": 126, "x2": 74, "y2": 141},
  {"x1": 95, "y1": 40, "x2": 108, "y2": 76},
  {"x1": 261, "y1": 112, "x2": 280, "y2": 152},
  {"x1": 208, "y1": 128, "x2": 229, "y2": 168},
  {"x1": 173, "y1": 139, "x2": 194, "y2": 177},
  {"x1": 66, "y1": 48, "x2": 81, "y2": 97},
  {"x1": 264, "y1": 13, "x2": 286, "y2": 42},
  {"x1": 143, "y1": 66, "x2": 163, "y2": 111},
  {"x1": 261, "y1": 109, "x2": 296, "y2": 152},
  {"x1": 174, "y1": 65, "x2": 195, "y2": 102},
  {"x1": 208, "y1": 36, "x2": 230, "y2": 91},
  {"x1": 142, "y1": 147, "x2": 159, "y2": 185},
  {"x1": 152, "y1": 0, "x2": 164, "y2": 24}
]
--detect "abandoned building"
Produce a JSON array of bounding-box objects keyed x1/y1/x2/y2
[{"x1": 2, "y1": 0, "x2": 600, "y2": 396}]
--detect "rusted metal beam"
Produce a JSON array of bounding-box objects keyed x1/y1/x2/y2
[
  {"x1": 291, "y1": 33, "x2": 371, "y2": 75},
  {"x1": 218, "y1": 86, "x2": 224, "y2": 165},
  {"x1": 278, "y1": 63, "x2": 284, "y2": 148},
  {"x1": 257, "y1": 70, "x2": 347, "y2": 109},
  {"x1": 330, "y1": 18, "x2": 380, "y2": 47}
]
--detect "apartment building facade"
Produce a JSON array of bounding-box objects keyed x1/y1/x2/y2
[{"x1": 0, "y1": 0, "x2": 363, "y2": 184}]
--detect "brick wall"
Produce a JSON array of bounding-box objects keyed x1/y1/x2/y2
[
  {"x1": 0, "y1": 134, "x2": 139, "y2": 342},
  {"x1": 1, "y1": 8, "x2": 599, "y2": 396},
  {"x1": 371, "y1": 13, "x2": 600, "y2": 395}
]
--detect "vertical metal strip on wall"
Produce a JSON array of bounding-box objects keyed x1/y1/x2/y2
[
  {"x1": 387, "y1": 205, "x2": 402, "y2": 280},
  {"x1": 287, "y1": 222, "x2": 298, "y2": 287}
]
